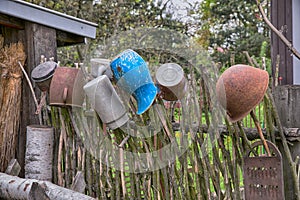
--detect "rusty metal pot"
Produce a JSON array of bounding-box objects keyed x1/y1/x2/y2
[
  {"x1": 49, "y1": 67, "x2": 85, "y2": 107},
  {"x1": 155, "y1": 63, "x2": 187, "y2": 101},
  {"x1": 31, "y1": 61, "x2": 57, "y2": 91},
  {"x1": 216, "y1": 64, "x2": 269, "y2": 122}
]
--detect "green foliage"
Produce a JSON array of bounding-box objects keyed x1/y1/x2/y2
[
  {"x1": 25, "y1": 0, "x2": 188, "y2": 65},
  {"x1": 197, "y1": 0, "x2": 271, "y2": 68}
]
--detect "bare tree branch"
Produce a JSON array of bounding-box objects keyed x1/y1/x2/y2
[{"x1": 256, "y1": 0, "x2": 300, "y2": 60}]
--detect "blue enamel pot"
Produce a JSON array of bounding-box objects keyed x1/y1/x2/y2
[{"x1": 110, "y1": 49, "x2": 157, "y2": 115}]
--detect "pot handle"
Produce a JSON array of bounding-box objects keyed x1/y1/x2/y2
[{"x1": 63, "y1": 87, "x2": 68, "y2": 103}]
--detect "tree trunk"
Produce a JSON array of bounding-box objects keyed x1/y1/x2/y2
[
  {"x1": 0, "y1": 172, "x2": 95, "y2": 200},
  {"x1": 25, "y1": 125, "x2": 54, "y2": 181}
]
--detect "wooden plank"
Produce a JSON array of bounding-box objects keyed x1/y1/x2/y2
[
  {"x1": 273, "y1": 85, "x2": 300, "y2": 200},
  {"x1": 271, "y1": 0, "x2": 279, "y2": 85},
  {"x1": 56, "y1": 30, "x2": 85, "y2": 47},
  {"x1": 285, "y1": 0, "x2": 293, "y2": 84},
  {"x1": 273, "y1": 85, "x2": 300, "y2": 127},
  {"x1": 271, "y1": 0, "x2": 294, "y2": 85},
  {"x1": 5, "y1": 159, "x2": 21, "y2": 176},
  {"x1": 0, "y1": 14, "x2": 24, "y2": 29},
  {"x1": 277, "y1": 0, "x2": 287, "y2": 84}
]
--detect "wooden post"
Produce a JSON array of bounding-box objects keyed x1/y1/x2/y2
[
  {"x1": 25, "y1": 125, "x2": 54, "y2": 182},
  {"x1": 273, "y1": 85, "x2": 300, "y2": 200},
  {"x1": 18, "y1": 22, "x2": 57, "y2": 177},
  {"x1": 5, "y1": 159, "x2": 21, "y2": 176}
]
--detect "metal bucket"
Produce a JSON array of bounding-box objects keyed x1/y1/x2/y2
[
  {"x1": 49, "y1": 67, "x2": 85, "y2": 107},
  {"x1": 155, "y1": 63, "x2": 187, "y2": 101},
  {"x1": 216, "y1": 64, "x2": 269, "y2": 122},
  {"x1": 31, "y1": 61, "x2": 57, "y2": 91},
  {"x1": 110, "y1": 49, "x2": 157, "y2": 115},
  {"x1": 243, "y1": 140, "x2": 284, "y2": 200}
]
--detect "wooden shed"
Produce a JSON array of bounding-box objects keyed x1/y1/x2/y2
[
  {"x1": 271, "y1": 0, "x2": 300, "y2": 85},
  {"x1": 271, "y1": 1, "x2": 300, "y2": 199},
  {"x1": 0, "y1": 0, "x2": 97, "y2": 177}
]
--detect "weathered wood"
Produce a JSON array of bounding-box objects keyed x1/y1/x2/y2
[
  {"x1": 273, "y1": 85, "x2": 300, "y2": 200},
  {"x1": 25, "y1": 125, "x2": 54, "y2": 181},
  {"x1": 18, "y1": 22, "x2": 57, "y2": 177},
  {"x1": 0, "y1": 14, "x2": 24, "y2": 30},
  {"x1": 28, "y1": 182, "x2": 50, "y2": 200},
  {"x1": 5, "y1": 159, "x2": 21, "y2": 176},
  {"x1": 71, "y1": 171, "x2": 86, "y2": 193},
  {"x1": 0, "y1": 172, "x2": 96, "y2": 200},
  {"x1": 273, "y1": 85, "x2": 300, "y2": 128},
  {"x1": 271, "y1": 0, "x2": 293, "y2": 85}
]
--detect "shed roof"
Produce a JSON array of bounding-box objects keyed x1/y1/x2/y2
[{"x1": 0, "y1": 0, "x2": 97, "y2": 40}]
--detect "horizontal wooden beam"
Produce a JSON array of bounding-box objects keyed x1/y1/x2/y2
[
  {"x1": 0, "y1": 0, "x2": 97, "y2": 39},
  {"x1": 0, "y1": 13, "x2": 24, "y2": 29}
]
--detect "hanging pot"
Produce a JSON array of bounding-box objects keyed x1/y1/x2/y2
[
  {"x1": 216, "y1": 64, "x2": 269, "y2": 122},
  {"x1": 155, "y1": 63, "x2": 187, "y2": 101},
  {"x1": 110, "y1": 49, "x2": 157, "y2": 115},
  {"x1": 31, "y1": 61, "x2": 57, "y2": 91},
  {"x1": 83, "y1": 75, "x2": 129, "y2": 130},
  {"x1": 49, "y1": 67, "x2": 85, "y2": 107}
]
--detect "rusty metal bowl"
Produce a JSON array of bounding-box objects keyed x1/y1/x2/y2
[
  {"x1": 49, "y1": 67, "x2": 85, "y2": 107},
  {"x1": 216, "y1": 64, "x2": 269, "y2": 122}
]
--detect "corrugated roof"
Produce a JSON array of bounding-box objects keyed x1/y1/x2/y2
[{"x1": 0, "y1": 0, "x2": 97, "y2": 39}]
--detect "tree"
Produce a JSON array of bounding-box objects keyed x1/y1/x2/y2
[
  {"x1": 24, "y1": 0, "x2": 188, "y2": 65},
  {"x1": 197, "y1": 0, "x2": 271, "y2": 68}
]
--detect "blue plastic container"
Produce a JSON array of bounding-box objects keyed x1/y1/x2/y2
[{"x1": 110, "y1": 49, "x2": 157, "y2": 115}]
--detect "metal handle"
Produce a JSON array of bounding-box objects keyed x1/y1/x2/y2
[{"x1": 246, "y1": 140, "x2": 282, "y2": 159}]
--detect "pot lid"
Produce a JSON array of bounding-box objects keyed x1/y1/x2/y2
[{"x1": 31, "y1": 61, "x2": 57, "y2": 82}]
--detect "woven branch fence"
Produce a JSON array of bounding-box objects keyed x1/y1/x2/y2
[{"x1": 35, "y1": 60, "x2": 298, "y2": 200}]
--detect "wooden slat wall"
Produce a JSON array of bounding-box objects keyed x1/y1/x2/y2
[{"x1": 271, "y1": 0, "x2": 293, "y2": 85}]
